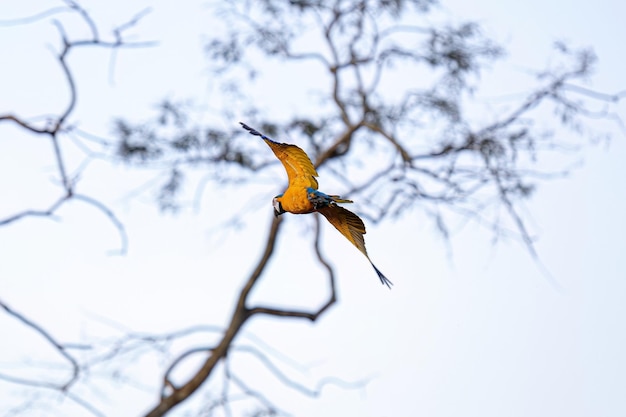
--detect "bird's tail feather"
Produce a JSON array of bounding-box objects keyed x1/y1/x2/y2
[
  {"x1": 371, "y1": 263, "x2": 393, "y2": 289},
  {"x1": 329, "y1": 195, "x2": 353, "y2": 204}
]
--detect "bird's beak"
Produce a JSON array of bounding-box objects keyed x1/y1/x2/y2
[{"x1": 272, "y1": 197, "x2": 284, "y2": 217}]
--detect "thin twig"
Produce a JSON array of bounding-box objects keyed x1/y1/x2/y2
[
  {"x1": 0, "y1": 6, "x2": 69, "y2": 26},
  {"x1": 73, "y1": 194, "x2": 128, "y2": 255},
  {"x1": 232, "y1": 345, "x2": 368, "y2": 397},
  {"x1": 0, "y1": 299, "x2": 79, "y2": 390}
]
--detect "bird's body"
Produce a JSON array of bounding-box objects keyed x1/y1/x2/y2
[
  {"x1": 241, "y1": 122, "x2": 392, "y2": 288},
  {"x1": 278, "y1": 187, "x2": 315, "y2": 214}
]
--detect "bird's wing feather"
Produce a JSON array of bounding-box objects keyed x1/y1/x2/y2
[
  {"x1": 318, "y1": 205, "x2": 393, "y2": 288},
  {"x1": 240, "y1": 122, "x2": 318, "y2": 189},
  {"x1": 265, "y1": 140, "x2": 319, "y2": 189},
  {"x1": 317, "y1": 205, "x2": 368, "y2": 256}
]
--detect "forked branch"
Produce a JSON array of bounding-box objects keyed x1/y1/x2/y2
[{"x1": 147, "y1": 191, "x2": 341, "y2": 415}]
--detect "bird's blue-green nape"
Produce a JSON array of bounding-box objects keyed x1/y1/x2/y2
[
  {"x1": 306, "y1": 187, "x2": 332, "y2": 209},
  {"x1": 306, "y1": 187, "x2": 353, "y2": 209}
]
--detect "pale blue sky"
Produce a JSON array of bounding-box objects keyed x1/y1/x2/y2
[{"x1": 1, "y1": 1, "x2": 625, "y2": 416}]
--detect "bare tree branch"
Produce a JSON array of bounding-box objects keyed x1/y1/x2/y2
[
  {"x1": 146, "y1": 187, "x2": 341, "y2": 415},
  {"x1": 226, "y1": 370, "x2": 287, "y2": 416},
  {"x1": 0, "y1": 6, "x2": 69, "y2": 26},
  {"x1": 73, "y1": 194, "x2": 129, "y2": 255},
  {"x1": 144, "y1": 215, "x2": 283, "y2": 416},
  {"x1": 0, "y1": 3, "x2": 155, "y2": 411},
  {"x1": 0, "y1": 1, "x2": 154, "y2": 246},
  {"x1": 0, "y1": 299, "x2": 79, "y2": 390},
  {"x1": 232, "y1": 345, "x2": 368, "y2": 397},
  {"x1": 248, "y1": 215, "x2": 337, "y2": 321},
  {"x1": 162, "y1": 346, "x2": 215, "y2": 395},
  {"x1": 0, "y1": 196, "x2": 67, "y2": 226}
]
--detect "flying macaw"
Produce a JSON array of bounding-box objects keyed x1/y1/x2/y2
[{"x1": 240, "y1": 122, "x2": 392, "y2": 288}]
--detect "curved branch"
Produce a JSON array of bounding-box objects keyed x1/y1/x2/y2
[
  {"x1": 247, "y1": 214, "x2": 337, "y2": 321},
  {"x1": 238, "y1": 216, "x2": 284, "y2": 302},
  {"x1": 64, "y1": 0, "x2": 99, "y2": 39},
  {"x1": 74, "y1": 194, "x2": 128, "y2": 255},
  {"x1": 0, "y1": 371, "x2": 106, "y2": 417},
  {"x1": 232, "y1": 345, "x2": 367, "y2": 397},
  {"x1": 0, "y1": 114, "x2": 51, "y2": 134},
  {"x1": 0, "y1": 195, "x2": 68, "y2": 226},
  {"x1": 144, "y1": 215, "x2": 283, "y2": 417},
  {"x1": 562, "y1": 83, "x2": 626, "y2": 102},
  {"x1": 51, "y1": 19, "x2": 78, "y2": 132},
  {"x1": 162, "y1": 346, "x2": 215, "y2": 395},
  {"x1": 314, "y1": 123, "x2": 361, "y2": 167},
  {"x1": 0, "y1": 299, "x2": 79, "y2": 390},
  {"x1": 1, "y1": 2, "x2": 153, "y2": 248},
  {"x1": 0, "y1": 6, "x2": 69, "y2": 26},
  {"x1": 148, "y1": 211, "x2": 340, "y2": 416},
  {"x1": 225, "y1": 371, "x2": 286, "y2": 416},
  {"x1": 363, "y1": 122, "x2": 412, "y2": 163}
]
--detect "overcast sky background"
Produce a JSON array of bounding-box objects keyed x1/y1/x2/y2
[{"x1": 1, "y1": 1, "x2": 625, "y2": 416}]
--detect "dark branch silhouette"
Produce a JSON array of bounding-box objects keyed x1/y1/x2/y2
[
  {"x1": 0, "y1": 1, "x2": 152, "y2": 413},
  {"x1": 0, "y1": 1, "x2": 153, "y2": 252},
  {"x1": 0, "y1": 299, "x2": 105, "y2": 417},
  {"x1": 0, "y1": 300, "x2": 78, "y2": 389}
]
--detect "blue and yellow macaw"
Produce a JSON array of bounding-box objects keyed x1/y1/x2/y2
[{"x1": 241, "y1": 122, "x2": 392, "y2": 288}]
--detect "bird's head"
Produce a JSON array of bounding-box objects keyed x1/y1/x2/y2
[{"x1": 272, "y1": 195, "x2": 286, "y2": 217}]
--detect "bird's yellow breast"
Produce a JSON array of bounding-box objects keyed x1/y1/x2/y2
[{"x1": 278, "y1": 187, "x2": 315, "y2": 214}]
